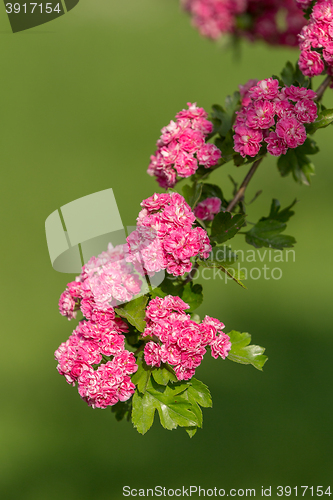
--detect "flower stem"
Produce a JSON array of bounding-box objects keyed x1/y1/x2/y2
[
  {"x1": 226, "y1": 157, "x2": 264, "y2": 212},
  {"x1": 315, "y1": 75, "x2": 332, "y2": 102},
  {"x1": 184, "y1": 262, "x2": 199, "y2": 284},
  {"x1": 134, "y1": 343, "x2": 145, "y2": 356}
]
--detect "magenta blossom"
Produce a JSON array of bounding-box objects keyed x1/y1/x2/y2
[
  {"x1": 182, "y1": 0, "x2": 306, "y2": 47},
  {"x1": 233, "y1": 78, "x2": 317, "y2": 158},
  {"x1": 148, "y1": 103, "x2": 221, "y2": 188},
  {"x1": 194, "y1": 197, "x2": 221, "y2": 221},
  {"x1": 127, "y1": 192, "x2": 212, "y2": 277},
  {"x1": 298, "y1": 0, "x2": 333, "y2": 77},
  {"x1": 143, "y1": 295, "x2": 231, "y2": 381}
]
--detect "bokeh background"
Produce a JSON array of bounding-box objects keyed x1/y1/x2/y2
[{"x1": 0, "y1": 1, "x2": 332, "y2": 498}]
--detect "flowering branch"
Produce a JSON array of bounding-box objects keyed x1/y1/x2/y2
[{"x1": 226, "y1": 157, "x2": 264, "y2": 212}]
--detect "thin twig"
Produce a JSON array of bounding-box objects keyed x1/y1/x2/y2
[
  {"x1": 226, "y1": 157, "x2": 264, "y2": 212},
  {"x1": 134, "y1": 343, "x2": 145, "y2": 356},
  {"x1": 315, "y1": 75, "x2": 332, "y2": 101},
  {"x1": 184, "y1": 262, "x2": 199, "y2": 284}
]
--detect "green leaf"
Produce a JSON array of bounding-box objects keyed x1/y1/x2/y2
[
  {"x1": 132, "y1": 377, "x2": 214, "y2": 436},
  {"x1": 197, "y1": 257, "x2": 246, "y2": 289},
  {"x1": 200, "y1": 183, "x2": 225, "y2": 205},
  {"x1": 299, "y1": 137, "x2": 319, "y2": 155},
  {"x1": 260, "y1": 198, "x2": 297, "y2": 224},
  {"x1": 146, "y1": 378, "x2": 199, "y2": 430},
  {"x1": 306, "y1": 108, "x2": 333, "y2": 134},
  {"x1": 245, "y1": 219, "x2": 296, "y2": 249},
  {"x1": 150, "y1": 275, "x2": 184, "y2": 299},
  {"x1": 211, "y1": 104, "x2": 231, "y2": 137},
  {"x1": 211, "y1": 211, "x2": 246, "y2": 244},
  {"x1": 182, "y1": 183, "x2": 203, "y2": 209},
  {"x1": 228, "y1": 330, "x2": 268, "y2": 371},
  {"x1": 149, "y1": 286, "x2": 168, "y2": 299},
  {"x1": 131, "y1": 352, "x2": 151, "y2": 393},
  {"x1": 180, "y1": 378, "x2": 212, "y2": 436},
  {"x1": 111, "y1": 399, "x2": 132, "y2": 422},
  {"x1": 215, "y1": 130, "x2": 236, "y2": 163},
  {"x1": 116, "y1": 295, "x2": 148, "y2": 332},
  {"x1": 209, "y1": 245, "x2": 238, "y2": 266},
  {"x1": 233, "y1": 153, "x2": 245, "y2": 167},
  {"x1": 225, "y1": 91, "x2": 241, "y2": 117},
  {"x1": 131, "y1": 390, "x2": 156, "y2": 435},
  {"x1": 280, "y1": 61, "x2": 295, "y2": 87},
  {"x1": 248, "y1": 198, "x2": 297, "y2": 248},
  {"x1": 188, "y1": 378, "x2": 212, "y2": 408},
  {"x1": 185, "y1": 427, "x2": 198, "y2": 438},
  {"x1": 181, "y1": 282, "x2": 203, "y2": 312},
  {"x1": 211, "y1": 92, "x2": 240, "y2": 137},
  {"x1": 191, "y1": 313, "x2": 201, "y2": 323},
  {"x1": 277, "y1": 145, "x2": 315, "y2": 186},
  {"x1": 280, "y1": 61, "x2": 310, "y2": 88},
  {"x1": 293, "y1": 64, "x2": 311, "y2": 88},
  {"x1": 150, "y1": 276, "x2": 203, "y2": 311},
  {"x1": 152, "y1": 365, "x2": 177, "y2": 385},
  {"x1": 181, "y1": 393, "x2": 202, "y2": 428}
]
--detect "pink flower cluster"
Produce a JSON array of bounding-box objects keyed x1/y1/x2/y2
[
  {"x1": 298, "y1": 0, "x2": 333, "y2": 78},
  {"x1": 234, "y1": 78, "x2": 317, "y2": 158},
  {"x1": 296, "y1": 0, "x2": 312, "y2": 9},
  {"x1": 127, "y1": 192, "x2": 212, "y2": 277},
  {"x1": 55, "y1": 318, "x2": 137, "y2": 409},
  {"x1": 181, "y1": 0, "x2": 245, "y2": 40},
  {"x1": 194, "y1": 197, "x2": 221, "y2": 221},
  {"x1": 245, "y1": 0, "x2": 306, "y2": 47},
  {"x1": 56, "y1": 244, "x2": 144, "y2": 408},
  {"x1": 181, "y1": 0, "x2": 306, "y2": 47},
  {"x1": 147, "y1": 103, "x2": 221, "y2": 189},
  {"x1": 143, "y1": 296, "x2": 231, "y2": 381},
  {"x1": 58, "y1": 244, "x2": 144, "y2": 320}
]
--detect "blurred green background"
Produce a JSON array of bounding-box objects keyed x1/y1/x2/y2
[{"x1": 0, "y1": 1, "x2": 332, "y2": 498}]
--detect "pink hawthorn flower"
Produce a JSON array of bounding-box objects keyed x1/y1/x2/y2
[
  {"x1": 294, "y1": 99, "x2": 318, "y2": 123},
  {"x1": 127, "y1": 192, "x2": 212, "y2": 277},
  {"x1": 78, "y1": 357, "x2": 137, "y2": 409},
  {"x1": 197, "y1": 142, "x2": 223, "y2": 167},
  {"x1": 264, "y1": 132, "x2": 288, "y2": 157},
  {"x1": 249, "y1": 78, "x2": 280, "y2": 100},
  {"x1": 299, "y1": 50, "x2": 325, "y2": 77},
  {"x1": 246, "y1": 100, "x2": 276, "y2": 129},
  {"x1": 275, "y1": 117, "x2": 307, "y2": 148},
  {"x1": 144, "y1": 342, "x2": 162, "y2": 367},
  {"x1": 298, "y1": 0, "x2": 333, "y2": 77},
  {"x1": 312, "y1": 1, "x2": 333, "y2": 23},
  {"x1": 210, "y1": 335, "x2": 232, "y2": 359},
  {"x1": 194, "y1": 197, "x2": 221, "y2": 221},
  {"x1": 296, "y1": 0, "x2": 313, "y2": 9},
  {"x1": 233, "y1": 78, "x2": 317, "y2": 158},
  {"x1": 147, "y1": 103, "x2": 221, "y2": 188},
  {"x1": 239, "y1": 79, "x2": 259, "y2": 107},
  {"x1": 143, "y1": 296, "x2": 231, "y2": 381},
  {"x1": 283, "y1": 85, "x2": 317, "y2": 101},
  {"x1": 182, "y1": 0, "x2": 306, "y2": 47},
  {"x1": 55, "y1": 242, "x2": 144, "y2": 408},
  {"x1": 59, "y1": 290, "x2": 77, "y2": 320},
  {"x1": 233, "y1": 125, "x2": 263, "y2": 158}
]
